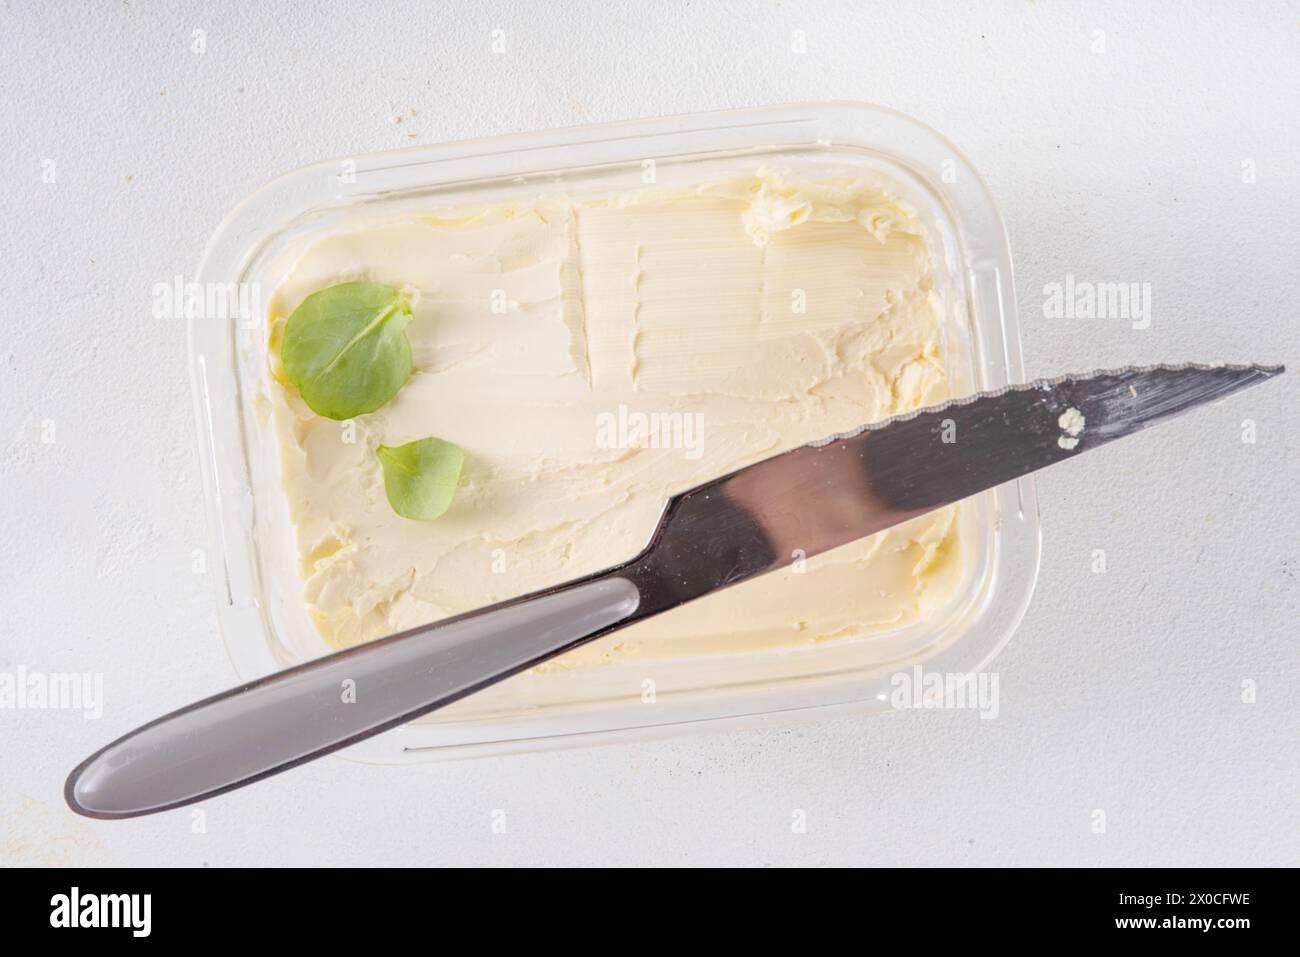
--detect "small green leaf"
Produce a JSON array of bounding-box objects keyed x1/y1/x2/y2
[
  {"x1": 377, "y1": 437, "x2": 465, "y2": 521},
  {"x1": 281, "y1": 281, "x2": 413, "y2": 420}
]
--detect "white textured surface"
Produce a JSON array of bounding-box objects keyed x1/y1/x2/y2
[{"x1": 1, "y1": 1, "x2": 1297, "y2": 867}]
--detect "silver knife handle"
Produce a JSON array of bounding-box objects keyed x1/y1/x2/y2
[{"x1": 66, "y1": 575, "x2": 642, "y2": 818}]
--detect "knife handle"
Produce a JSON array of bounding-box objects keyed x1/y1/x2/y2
[{"x1": 66, "y1": 574, "x2": 642, "y2": 818}]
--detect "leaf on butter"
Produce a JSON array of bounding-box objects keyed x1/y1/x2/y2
[
  {"x1": 376, "y1": 437, "x2": 465, "y2": 521},
  {"x1": 281, "y1": 281, "x2": 413, "y2": 420}
]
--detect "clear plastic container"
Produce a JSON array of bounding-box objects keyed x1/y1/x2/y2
[{"x1": 189, "y1": 102, "x2": 1039, "y2": 762}]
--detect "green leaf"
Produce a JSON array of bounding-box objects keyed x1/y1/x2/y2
[
  {"x1": 376, "y1": 437, "x2": 465, "y2": 521},
  {"x1": 281, "y1": 281, "x2": 414, "y2": 420}
]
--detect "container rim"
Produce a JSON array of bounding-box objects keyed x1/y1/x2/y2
[{"x1": 189, "y1": 101, "x2": 1041, "y2": 761}]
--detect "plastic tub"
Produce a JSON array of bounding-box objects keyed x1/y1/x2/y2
[{"x1": 189, "y1": 103, "x2": 1040, "y2": 762}]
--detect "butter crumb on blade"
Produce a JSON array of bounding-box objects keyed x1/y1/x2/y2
[{"x1": 1058, "y1": 406, "x2": 1085, "y2": 450}]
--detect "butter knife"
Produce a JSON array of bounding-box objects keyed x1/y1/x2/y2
[{"x1": 65, "y1": 363, "x2": 1283, "y2": 818}]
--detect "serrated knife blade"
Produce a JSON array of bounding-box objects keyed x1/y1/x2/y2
[
  {"x1": 66, "y1": 362, "x2": 1283, "y2": 818},
  {"x1": 623, "y1": 362, "x2": 1286, "y2": 611}
]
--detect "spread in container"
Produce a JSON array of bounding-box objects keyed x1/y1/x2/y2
[{"x1": 265, "y1": 171, "x2": 966, "y2": 669}]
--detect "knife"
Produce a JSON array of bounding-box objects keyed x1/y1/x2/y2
[{"x1": 66, "y1": 363, "x2": 1283, "y2": 818}]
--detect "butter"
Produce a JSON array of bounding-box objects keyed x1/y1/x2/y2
[
  {"x1": 1058, "y1": 406, "x2": 1085, "y2": 450},
  {"x1": 742, "y1": 181, "x2": 813, "y2": 245},
  {"x1": 265, "y1": 172, "x2": 966, "y2": 667}
]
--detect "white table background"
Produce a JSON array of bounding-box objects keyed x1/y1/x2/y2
[{"x1": 2, "y1": 1, "x2": 1297, "y2": 867}]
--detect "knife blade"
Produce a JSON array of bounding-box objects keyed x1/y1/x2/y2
[
  {"x1": 623, "y1": 362, "x2": 1285, "y2": 613},
  {"x1": 66, "y1": 363, "x2": 1283, "y2": 818}
]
